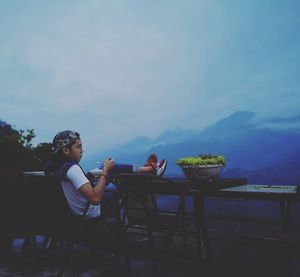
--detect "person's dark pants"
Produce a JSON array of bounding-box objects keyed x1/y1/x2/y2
[
  {"x1": 111, "y1": 163, "x2": 134, "y2": 174},
  {"x1": 100, "y1": 189, "x2": 118, "y2": 219},
  {"x1": 99, "y1": 163, "x2": 134, "y2": 218}
]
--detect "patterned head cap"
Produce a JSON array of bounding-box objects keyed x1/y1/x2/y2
[{"x1": 52, "y1": 130, "x2": 80, "y2": 154}]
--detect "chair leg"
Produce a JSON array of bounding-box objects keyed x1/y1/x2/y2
[
  {"x1": 123, "y1": 253, "x2": 131, "y2": 274},
  {"x1": 45, "y1": 238, "x2": 60, "y2": 259},
  {"x1": 57, "y1": 241, "x2": 73, "y2": 277},
  {"x1": 30, "y1": 236, "x2": 50, "y2": 273},
  {"x1": 18, "y1": 235, "x2": 34, "y2": 267},
  {"x1": 120, "y1": 232, "x2": 131, "y2": 273},
  {"x1": 160, "y1": 207, "x2": 183, "y2": 276},
  {"x1": 181, "y1": 197, "x2": 188, "y2": 250},
  {"x1": 142, "y1": 194, "x2": 157, "y2": 269},
  {"x1": 37, "y1": 236, "x2": 50, "y2": 261},
  {"x1": 146, "y1": 226, "x2": 157, "y2": 269},
  {"x1": 160, "y1": 226, "x2": 177, "y2": 277},
  {"x1": 21, "y1": 235, "x2": 33, "y2": 257},
  {"x1": 0, "y1": 236, "x2": 16, "y2": 267}
]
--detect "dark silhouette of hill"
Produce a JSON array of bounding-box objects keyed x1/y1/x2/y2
[
  {"x1": 84, "y1": 111, "x2": 300, "y2": 185},
  {"x1": 0, "y1": 119, "x2": 52, "y2": 172}
]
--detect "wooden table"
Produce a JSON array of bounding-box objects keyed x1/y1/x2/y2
[
  {"x1": 170, "y1": 177, "x2": 300, "y2": 233},
  {"x1": 208, "y1": 184, "x2": 300, "y2": 233}
]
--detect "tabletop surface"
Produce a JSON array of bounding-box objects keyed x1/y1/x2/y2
[
  {"x1": 22, "y1": 171, "x2": 45, "y2": 176},
  {"x1": 221, "y1": 184, "x2": 299, "y2": 194},
  {"x1": 22, "y1": 172, "x2": 300, "y2": 198},
  {"x1": 168, "y1": 177, "x2": 300, "y2": 200}
]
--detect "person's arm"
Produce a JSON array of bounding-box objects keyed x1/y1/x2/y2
[{"x1": 79, "y1": 158, "x2": 115, "y2": 205}]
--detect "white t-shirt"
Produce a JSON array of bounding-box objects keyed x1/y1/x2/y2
[{"x1": 61, "y1": 164, "x2": 101, "y2": 218}]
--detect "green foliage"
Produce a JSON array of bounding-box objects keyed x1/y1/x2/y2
[
  {"x1": 0, "y1": 121, "x2": 23, "y2": 154},
  {"x1": 0, "y1": 120, "x2": 52, "y2": 171},
  {"x1": 176, "y1": 154, "x2": 226, "y2": 166},
  {"x1": 33, "y1": 142, "x2": 53, "y2": 165},
  {"x1": 0, "y1": 121, "x2": 21, "y2": 147},
  {"x1": 19, "y1": 129, "x2": 36, "y2": 150}
]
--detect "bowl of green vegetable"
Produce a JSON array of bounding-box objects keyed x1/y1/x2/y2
[{"x1": 176, "y1": 154, "x2": 225, "y2": 180}]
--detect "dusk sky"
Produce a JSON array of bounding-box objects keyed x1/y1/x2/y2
[{"x1": 1, "y1": 0, "x2": 299, "y2": 154}]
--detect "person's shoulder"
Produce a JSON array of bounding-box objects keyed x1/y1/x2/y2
[
  {"x1": 66, "y1": 164, "x2": 89, "y2": 185},
  {"x1": 67, "y1": 164, "x2": 85, "y2": 176}
]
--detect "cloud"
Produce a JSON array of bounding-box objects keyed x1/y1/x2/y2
[
  {"x1": 0, "y1": 2, "x2": 219, "y2": 148},
  {"x1": 1, "y1": 0, "x2": 300, "y2": 152}
]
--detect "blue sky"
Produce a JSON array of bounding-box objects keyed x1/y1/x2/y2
[{"x1": 1, "y1": 0, "x2": 300, "y2": 154}]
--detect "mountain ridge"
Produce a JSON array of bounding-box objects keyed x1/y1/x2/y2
[{"x1": 83, "y1": 111, "x2": 300, "y2": 185}]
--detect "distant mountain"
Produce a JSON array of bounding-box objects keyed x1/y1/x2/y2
[
  {"x1": 85, "y1": 127, "x2": 198, "y2": 166},
  {"x1": 141, "y1": 111, "x2": 300, "y2": 174},
  {"x1": 223, "y1": 156, "x2": 300, "y2": 185},
  {"x1": 202, "y1": 111, "x2": 256, "y2": 134},
  {"x1": 83, "y1": 111, "x2": 300, "y2": 185},
  {"x1": 262, "y1": 115, "x2": 300, "y2": 124},
  {"x1": 155, "y1": 128, "x2": 198, "y2": 144}
]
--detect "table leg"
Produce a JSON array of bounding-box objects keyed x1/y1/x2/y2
[
  {"x1": 194, "y1": 194, "x2": 211, "y2": 260},
  {"x1": 280, "y1": 200, "x2": 292, "y2": 233},
  {"x1": 181, "y1": 196, "x2": 188, "y2": 250}
]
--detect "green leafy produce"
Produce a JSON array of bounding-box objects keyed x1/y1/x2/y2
[{"x1": 176, "y1": 154, "x2": 225, "y2": 166}]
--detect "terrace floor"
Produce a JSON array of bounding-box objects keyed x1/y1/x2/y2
[{"x1": 1, "y1": 216, "x2": 300, "y2": 277}]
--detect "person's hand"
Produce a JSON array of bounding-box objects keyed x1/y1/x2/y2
[{"x1": 103, "y1": 157, "x2": 115, "y2": 175}]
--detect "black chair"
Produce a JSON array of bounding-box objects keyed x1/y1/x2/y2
[
  {"x1": 0, "y1": 171, "x2": 34, "y2": 265},
  {"x1": 112, "y1": 173, "x2": 206, "y2": 275},
  {"x1": 23, "y1": 174, "x2": 129, "y2": 277}
]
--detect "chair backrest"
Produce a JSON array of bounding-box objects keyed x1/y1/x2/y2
[
  {"x1": 23, "y1": 175, "x2": 73, "y2": 234},
  {"x1": 112, "y1": 174, "x2": 186, "y2": 228},
  {"x1": 0, "y1": 172, "x2": 28, "y2": 238}
]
